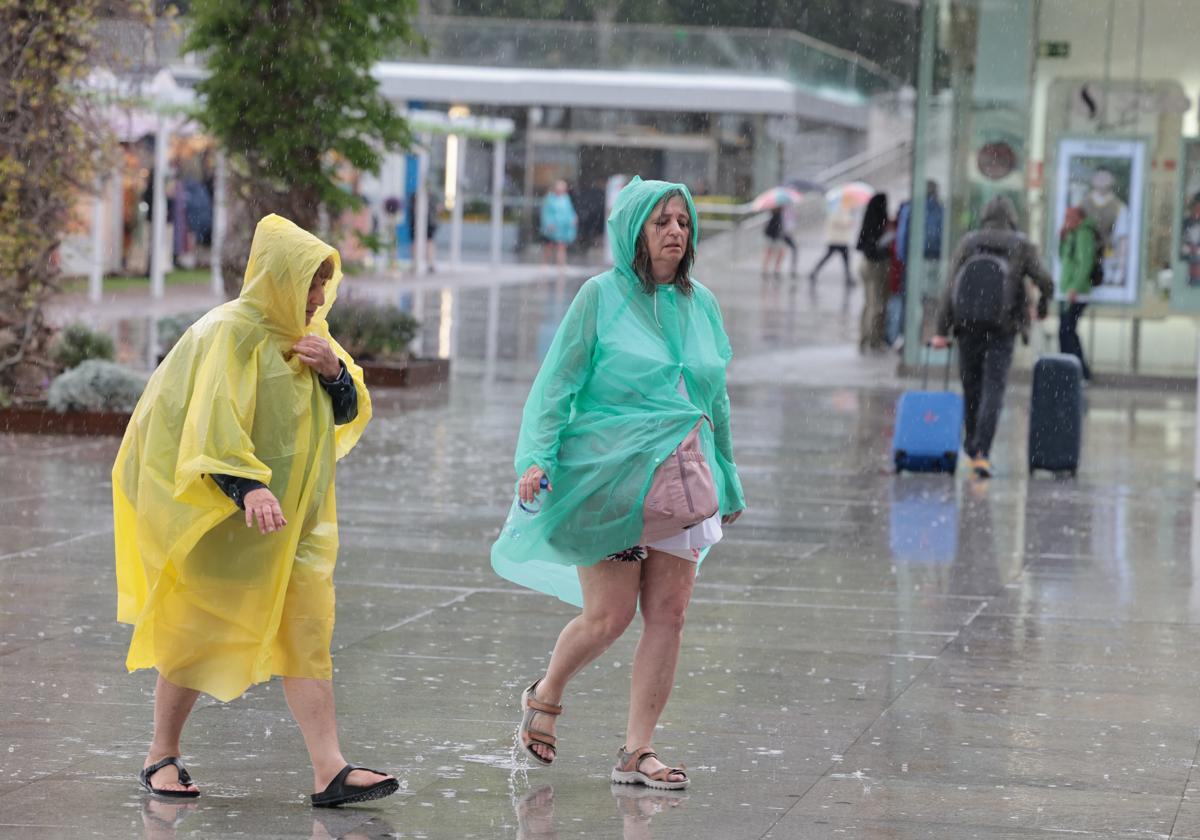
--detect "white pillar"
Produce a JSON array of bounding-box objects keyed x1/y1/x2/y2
[
  {"x1": 108, "y1": 163, "x2": 123, "y2": 274},
  {"x1": 450, "y1": 133, "x2": 466, "y2": 270},
  {"x1": 378, "y1": 152, "x2": 406, "y2": 270},
  {"x1": 524, "y1": 108, "x2": 538, "y2": 254},
  {"x1": 414, "y1": 140, "x2": 429, "y2": 276},
  {"x1": 1191, "y1": 492, "x2": 1200, "y2": 620},
  {"x1": 150, "y1": 119, "x2": 170, "y2": 299},
  {"x1": 1195, "y1": 336, "x2": 1200, "y2": 483},
  {"x1": 484, "y1": 280, "x2": 500, "y2": 382},
  {"x1": 88, "y1": 175, "x2": 105, "y2": 304},
  {"x1": 408, "y1": 288, "x2": 425, "y2": 357},
  {"x1": 490, "y1": 138, "x2": 506, "y2": 269},
  {"x1": 211, "y1": 150, "x2": 226, "y2": 296}
]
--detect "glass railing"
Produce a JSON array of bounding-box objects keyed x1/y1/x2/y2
[
  {"x1": 93, "y1": 15, "x2": 903, "y2": 104},
  {"x1": 397, "y1": 17, "x2": 903, "y2": 104}
]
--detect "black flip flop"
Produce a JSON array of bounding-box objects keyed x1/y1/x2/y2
[
  {"x1": 138, "y1": 756, "x2": 200, "y2": 799},
  {"x1": 310, "y1": 763, "x2": 399, "y2": 808}
]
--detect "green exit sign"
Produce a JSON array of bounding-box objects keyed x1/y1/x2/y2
[{"x1": 1039, "y1": 41, "x2": 1070, "y2": 58}]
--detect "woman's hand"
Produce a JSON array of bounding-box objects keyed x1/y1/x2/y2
[
  {"x1": 722, "y1": 509, "x2": 743, "y2": 526},
  {"x1": 244, "y1": 488, "x2": 287, "y2": 534},
  {"x1": 519, "y1": 465, "x2": 551, "y2": 504},
  {"x1": 292, "y1": 336, "x2": 341, "y2": 380}
]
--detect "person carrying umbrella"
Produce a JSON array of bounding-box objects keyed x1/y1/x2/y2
[
  {"x1": 810, "y1": 183, "x2": 872, "y2": 290},
  {"x1": 761, "y1": 205, "x2": 798, "y2": 279}
]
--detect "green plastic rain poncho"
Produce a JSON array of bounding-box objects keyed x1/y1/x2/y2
[
  {"x1": 112, "y1": 214, "x2": 372, "y2": 702},
  {"x1": 491, "y1": 177, "x2": 746, "y2": 606}
]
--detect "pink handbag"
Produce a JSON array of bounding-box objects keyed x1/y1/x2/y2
[{"x1": 640, "y1": 417, "x2": 720, "y2": 544}]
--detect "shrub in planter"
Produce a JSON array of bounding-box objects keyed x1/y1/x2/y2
[
  {"x1": 325, "y1": 300, "x2": 420, "y2": 362},
  {"x1": 157, "y1": 311, "x2": 208, "y2": 360},
  {"x1": 51, "y1": 324, "x2": 114, "y2": 370},
  {"x1": 47, "y1": 360, "x2": 147, "y2": 414}
]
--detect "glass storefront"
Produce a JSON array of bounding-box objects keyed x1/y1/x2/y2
[{"x1": 906, "y1": 0, "x2": 1200, "y2": 379}]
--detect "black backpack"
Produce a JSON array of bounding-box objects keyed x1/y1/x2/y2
[
  {"x1": 765, "y1": 209, "x2": 783, "y2": 238},
  {"x1": 953, "y1": 247, "x2": 1017, "y2": 331},
  {"x1": 1089, "y1": 241, "x2": 1104, "y2": 287}
]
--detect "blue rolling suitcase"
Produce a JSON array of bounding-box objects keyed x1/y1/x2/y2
[
  {"x1": 893, "y1": 347, "x2": 963, "y2": 474},
  {"x1": 1028, "y1": 353, "x2": 1083, "y2": 477}
]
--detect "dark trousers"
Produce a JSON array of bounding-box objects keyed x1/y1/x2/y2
[
  {"x1": 1058, "y1": 301, "x2": 1091, "y2": 380},
  {"x1": 957, "y1": 331, "x2": 1015, "y2": 459},
  {"x1": 811, "y1": 245, "x2": 851, "y2": 284}
]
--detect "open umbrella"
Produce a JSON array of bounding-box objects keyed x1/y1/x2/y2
[
  {"x1": 825, "y1": 181, "x2": 874, "y2": 211},
  {"x1": 750, "y1": 186, "x2": 807, "y2": 213}
]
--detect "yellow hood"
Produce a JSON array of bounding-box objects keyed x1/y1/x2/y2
[{"x1": 241, "y1": 213, "x2": 342, "y2": 337}]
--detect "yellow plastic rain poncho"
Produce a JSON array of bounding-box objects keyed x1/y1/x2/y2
[
  {"x1": 491, "y1": 177, "x2": 746, "y2": 607},
  {"x1": 113, "y1": 214, "x2": 371, "y2": 702}
]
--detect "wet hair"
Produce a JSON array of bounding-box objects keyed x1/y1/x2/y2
[
  {"x1": 312, "y1": 256, "x2": 334, "y2": 284},
  {"x1": 631, "y1": 189, "x2": 695, "y2": 296}
]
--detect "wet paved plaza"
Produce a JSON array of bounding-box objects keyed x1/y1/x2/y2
[{"x1": 4, "y1": 243, "x2": 1200, "y2": 838}]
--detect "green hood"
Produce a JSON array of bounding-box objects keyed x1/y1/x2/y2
[{"x1": 606, "y1": 176, "x2": 700, "y2": 282}]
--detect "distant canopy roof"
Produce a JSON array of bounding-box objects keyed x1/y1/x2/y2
[
  {"x1": 404, "y1": 109, "x2": 515, "y2": 140},
  {"x1": 372, "y1": 63, "x2": 867, "y2": 130}
]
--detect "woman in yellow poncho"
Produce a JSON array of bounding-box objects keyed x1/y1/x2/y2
[{"x1": 113, "y1": 214, "x2": 397, "y2": 807}]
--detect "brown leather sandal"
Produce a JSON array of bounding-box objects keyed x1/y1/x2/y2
[
  {"x1": 519, "y1": 678, "x2": 562, "y2": 766},
  {"x1": 611, "y1": 745, "x2": 689, "y2": 790}
]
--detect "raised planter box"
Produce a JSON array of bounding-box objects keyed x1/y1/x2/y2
[
  {"x1": 0, "y1": 360, "x2": 449, "y2": 437},
  {"x1": 0, "y1": 406, "x2": 131, "y2": 436},
  {"x1": 358, "y1": 357, "x2": 450, "y2": 389}
]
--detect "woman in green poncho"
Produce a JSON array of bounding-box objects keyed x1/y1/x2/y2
[{"x1": 491, "y1": 177, "x2": 746, "y2": 790}]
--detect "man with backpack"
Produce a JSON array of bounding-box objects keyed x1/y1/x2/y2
[{"x1": 930, "y1": 196, "x2": 1054, "y2": 479}]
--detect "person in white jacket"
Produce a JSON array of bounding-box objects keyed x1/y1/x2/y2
[{"x1": 809, "y1": 201, "x2": 856, "y2": 288}]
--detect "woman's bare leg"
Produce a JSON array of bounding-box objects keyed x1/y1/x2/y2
[
  {"x1": 624, "y1": 551, "x2": 696, "y2": 781},
  {"x1": 143, "y1": 673, "x2": 201, "y2": 793},
  {"x1": 525, "y1": 559, "x2": 642, "y2": 761},
  {"x1": 283, "y1": 677, "x2": 393, "y2": 792}
]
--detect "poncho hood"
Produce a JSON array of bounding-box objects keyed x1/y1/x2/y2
[
  {"x1": 606, "y1": 176, "x2": 700, "y2": 282},
  {"x1": 241, "y1": 213, "x2": 342, "y2": 337}
]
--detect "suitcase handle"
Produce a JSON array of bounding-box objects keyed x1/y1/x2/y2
[{"x1": 922, "y1": 341, "x2": 953, "y2": 391}]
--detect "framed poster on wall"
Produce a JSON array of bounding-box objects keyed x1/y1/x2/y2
[
  {"x1": 1052, "y1": 137, "x2": 1146, "y2": 305},
  {"x1": 1174, "y1": 139, "x2": 1200, "y2": 310}
]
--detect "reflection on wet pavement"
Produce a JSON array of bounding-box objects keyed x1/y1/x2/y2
[
  {"x1": 4, "y1": 248, "x2": 1200, "y2": 838},
  {"x1": 511, "y1": 784, "x2": 688, "y2": 840}
]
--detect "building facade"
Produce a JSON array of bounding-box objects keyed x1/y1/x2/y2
[{"x1": 905, "y1": 0, "x2": 1200, "y2": 380}]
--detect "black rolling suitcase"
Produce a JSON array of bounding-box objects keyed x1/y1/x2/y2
[{"x1": 1028, "y1": 353, "x2": 1083, "y2": 476}]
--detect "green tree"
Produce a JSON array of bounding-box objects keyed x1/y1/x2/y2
[
  {"x1": 0, "y1": 0, "x2": 149, "y2": 403},
  {"x1": 186, "y1": 0, "x2": 416, "y2": 293}
]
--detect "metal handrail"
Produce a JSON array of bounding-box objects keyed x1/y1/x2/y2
[
  {"x1": 815, "y1": 138, "x2": 913, "y2": 184},
  {"x1": 693, "y1": 135, "x2": 912, "y2": 222},
  {"x1": 691, "y1": 134, "x2": 913, "y2": 258}
]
